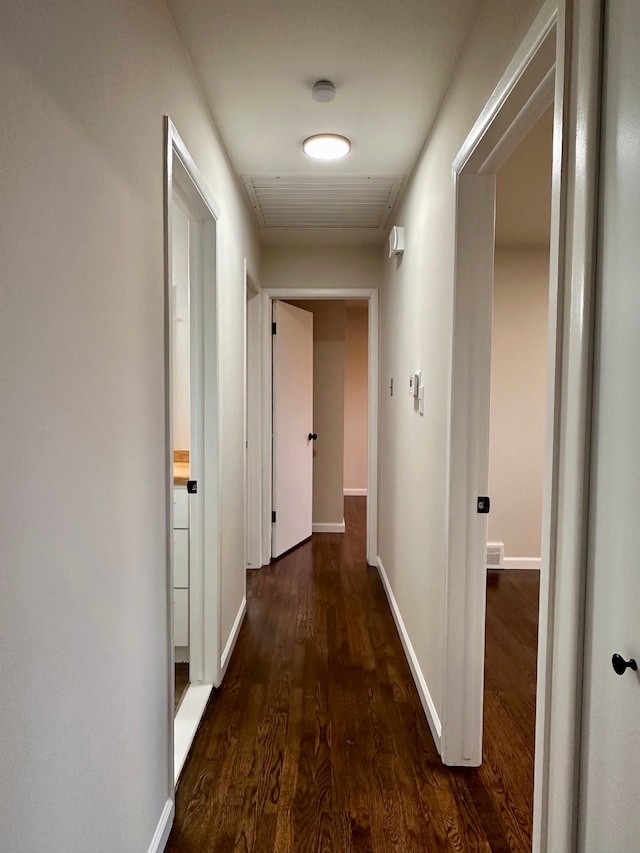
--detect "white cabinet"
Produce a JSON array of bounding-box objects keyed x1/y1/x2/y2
[
  {"x1": 173, "y1": 488, "x2": 189, "y2": 529},
  {"x1": 173, "y1": 589, "x2": 189, "y2": 647},
  {"x1": 172, "y1": 486, "x2": 189, "y2": 649},
  {"x1": 173, "y1": 529, "x2": 189, "y2": 588}
]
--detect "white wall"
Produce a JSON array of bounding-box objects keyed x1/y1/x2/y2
[
  {"x1": 488, "y1": 248, "x2": 549, "y2": 558},
  {"x1": 344, "y1": 304, "x2": 369, "y2": 492},
  {"x1": 378, "y1": 0, "x2": 544, "y2": 733},
  {"x1": 261, "y1": 244, "x2": 383, "y2": 293},
  {"x1": 0, "y1": 1, "x2": 258, "y2": 850}
]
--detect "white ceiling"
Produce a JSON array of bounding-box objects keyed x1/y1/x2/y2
[{"x1": 166, "y1": 0, "x2": 484, "y2": 238}]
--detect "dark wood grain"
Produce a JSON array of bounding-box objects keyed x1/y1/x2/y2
[
  {"x1": 175, "y1": 663, "x2": 189, "y2": 714},
  {"x1": 166, "y1": 499, "x2": 538, "y2": 852}
]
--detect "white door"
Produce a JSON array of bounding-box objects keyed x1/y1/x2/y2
[
  {"x1": 578, "y1": 4, "x2": 640, "y2": 849},
  {"x1": 272, "y1": 301, "x2": 314, "y2": 558}
]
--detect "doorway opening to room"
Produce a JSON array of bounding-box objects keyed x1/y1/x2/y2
[
  {"x1": 164, "y1": 119, "x2": 222, "y2": 787},
  {"x1": 274, "y1": 299, "x2": 370, "y2": 556},
  {"x1": 482, "y1": 106, "x2": 553, "y2": 850},
  {"x1": 260, "y1": 289, "x2": 379, "y2": 569},
  {"x1": 443, "y1": 3, "x2": 600, "y2": 848}
]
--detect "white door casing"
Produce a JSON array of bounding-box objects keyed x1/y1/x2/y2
[
  {"x1": 578, "y1": 3, "x2": 640, "y2": 849},
  {"x1": 260, "y1": 289, "x2": 379, "y2": 568},
  {"x1": 165, "y1": 118, "x2": 222, "y2": 790},
  {"x1": 245, "y1": 263, "x2": 263, "y2": 570},
  {"x1": 272, "y1": 300, "x2": 314, "y2": 558}
]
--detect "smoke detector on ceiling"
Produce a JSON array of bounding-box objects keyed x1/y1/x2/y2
[{"x1": 312, "y1": 80, "x2": 336, "y2": 103}]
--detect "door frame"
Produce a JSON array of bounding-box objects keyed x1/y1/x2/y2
[
  {"x1": 244, "y1": 261, "x2": 263, "y2": 570},
  {"x1": 164, "y1": 118, "x2": 222, "y2": 787},
  {"x1": 260, "y1": 288, "x2": 378, "y2": 567},
  {"x1": 442, "y1": 1, "x2": 602, "y2": 849}
]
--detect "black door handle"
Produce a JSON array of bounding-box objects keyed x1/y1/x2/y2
[
  {"x1": 612, "y1": 653, "x2": 638, "y2": 675},
  {"x1": 308, "y1": 433, "x2": 318, "y2": 441}
]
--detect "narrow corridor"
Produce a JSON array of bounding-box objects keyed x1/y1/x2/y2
[{"x1": 167, "y1": 498, "x2": 537, "y2": 852}]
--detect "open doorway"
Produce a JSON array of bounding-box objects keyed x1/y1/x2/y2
[
  {"x1": 261, "y1": 288, "x2": 378, "y2": 568},
  {"x1": 164, "y1": 119, "x2": 222, "y2": 786},
  {"x1": 278, "y1": 299, "x2": 369, "y2": 549},
  {"x1": 482, "y1": 107, "x2": 553, "y2": 849},
  {"x1": 443, "y1": 2, "x2": 600, "y2": 847}
]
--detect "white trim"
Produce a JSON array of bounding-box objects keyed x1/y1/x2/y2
[
  {"x1": 377, "y1": 557, "x2": 442, "y2": 747},
  {"x1": 262, "y1": 288, "x2": 379, "y2": 567},
  {"x1": 312, "y1": 521, "x2": 346, "y2": 534},
  {"x1": 174, "y1": 684, "x2": 213, "y2": 785},
  {"x1": 486, "y1": 541, "x2": 504, "y2": 568},
  {"x1": 344, "y1": 488, "x2": 367, "y2": 496},
  {"x1": 220, "y1": 596, "x2": 247, "y2": 679},
  {"x1": 245, "y1": 264, "x2": 263, "y2": 570},
  {"x1": 534, "y1": 4, "x2": 602, "y2": 849},
  {"x1": 147, "y1": 798, "x2": 174, "y2": 853},
  {"x1": 502, "y1": 557, "x2": 542, "y2": 570}
]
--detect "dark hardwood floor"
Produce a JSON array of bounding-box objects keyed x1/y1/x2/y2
[
  {"x1": 166, "y1": 498, "x2": 539, "y2": 852},
  {"x1": 175, "y1": 662, "x2": 190, "y2": 714}
]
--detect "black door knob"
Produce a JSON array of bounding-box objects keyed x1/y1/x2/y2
[
  {"x1": 308, "y1": 433, "x2": 318, "y2": 441},
  {"x1": 612, "y1": 653, "x2": 638, "y2": 676}
]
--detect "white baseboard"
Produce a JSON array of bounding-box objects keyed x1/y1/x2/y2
[
  {"x1": 376, "y1": 556, "x2": 442, "y2": 750},
  {"x1": 174, "y1": 684, "x2": 213, "y2": 784},
  {"x1": 344, "y1": 488, "x2": 367, "y2": 496},
  {"x1": 312, "y1": 520, "x2": 346, "y2": 533},
  {"x1": 502, "y1": 557, "x2": 541, "y2": 570},
  {"x1": 148, "y1": 797, "x2": 174, "y2": 853},
  {"x1": 220, "y1": 596, "x2": 247, "y2": 678}
]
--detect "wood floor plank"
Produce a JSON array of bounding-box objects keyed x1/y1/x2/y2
[{"x1": 166, "y1": 498, "x2": 538, "y2": 852}]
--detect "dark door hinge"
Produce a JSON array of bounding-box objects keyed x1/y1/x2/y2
[
  {"x1": 477, "y1": 496, "x2": 490, "y2": 514},
  {"x1": 272, "y1": 322, "x2": 277, "y2": 335},
  {"x1": 272, "y1": 510, "x2": 276, "y2": 523}
]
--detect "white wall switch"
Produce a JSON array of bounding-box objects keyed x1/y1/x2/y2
[{"x1": 418, "y1": 384, "x2": 425, "y2": 416}]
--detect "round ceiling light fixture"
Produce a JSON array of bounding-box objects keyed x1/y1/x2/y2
[
  {"x1": 312, "y1": 80, "x2": 336, "y2": 103},
  {"x1": 303, "y1": 134, "x2": 351, "y2": 161}
]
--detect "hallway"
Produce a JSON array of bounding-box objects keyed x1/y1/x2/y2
[{"x1": 166, "y1": 498, "x2": 537, "y2": 852}]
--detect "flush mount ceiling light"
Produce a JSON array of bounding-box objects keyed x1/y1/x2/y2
[{"x1": 302, "y1": 134, "x2": 351, "y2": 161}]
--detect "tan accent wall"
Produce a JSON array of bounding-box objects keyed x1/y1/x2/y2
[
  {"x1": 488, "y1": 247, "x2": 549, "y2": 557},
  {"x1": 344, "y1": 304, "x2": 369, "y2": 492},
  {"x1": 488, "y1": 104, "x2": 553, "y2": 559},
  {"x1": 289, "y1": 301, "x2": 346, "y2": 525}
]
